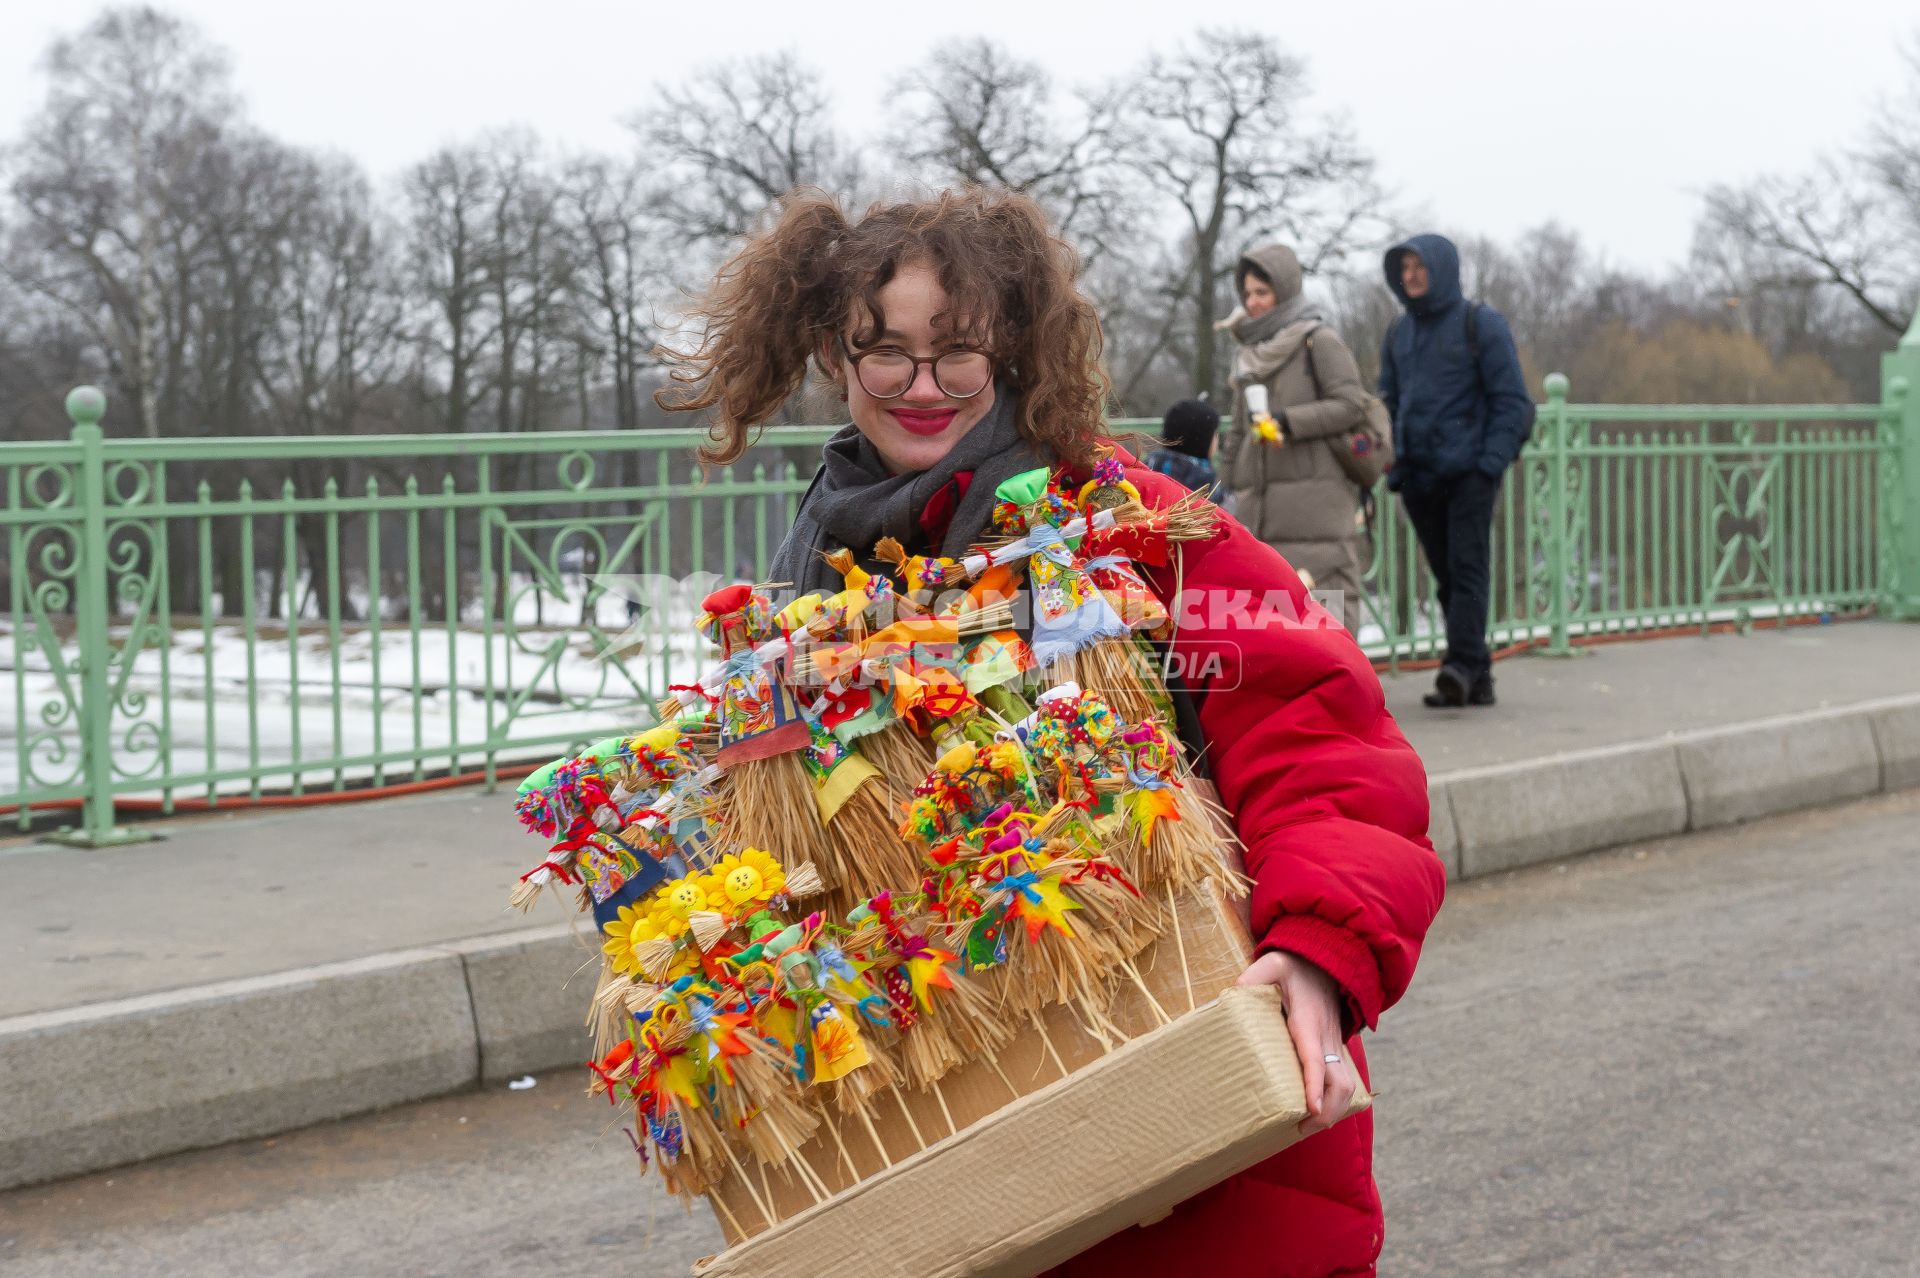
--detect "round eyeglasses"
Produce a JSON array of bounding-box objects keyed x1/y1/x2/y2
[{"x1": 838, "y1": 338, "x2": 995, "y2": 401}]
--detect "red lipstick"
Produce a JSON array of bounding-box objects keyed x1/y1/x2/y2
[{"x1": 890, "y1": 408, "x2": 958, "y2": 437}]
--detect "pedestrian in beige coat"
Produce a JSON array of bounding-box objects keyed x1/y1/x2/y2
[{"x1": 1216, "y1": 242, "x2": 1372, "y2": 635}]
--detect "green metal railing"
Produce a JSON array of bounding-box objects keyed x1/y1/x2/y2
[
  {"x1": 6, "y1": 319, "x2": 1919, "y2": 844},
  {"x1": 1344, "y1": 371, "x2": 1911, "y2": 668},
  {"x1": 3, "y1": 402, "x2": 830, "y2": 843}
]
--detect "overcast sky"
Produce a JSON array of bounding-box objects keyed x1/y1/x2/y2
[{"x1": 3, "y1": 0, "x2": 1913, "y2": 274}]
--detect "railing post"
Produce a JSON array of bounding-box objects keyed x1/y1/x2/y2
[
  {"x1": 47, "y1": 387, "x2": 155, "y2": 848},
  {"x1": 1882, "y1": 306, "x2": 1920, "y2": 621},
  {"x1": 1542, "y1": 373, "x2": 1574, "y2": 654}
]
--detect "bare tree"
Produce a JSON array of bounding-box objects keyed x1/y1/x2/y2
[
  {"x1": 561, "y1": 153, "x2": 663, "y2": 435},
  {"x1": 186, "y1": 132, "x2": 325, "y2": 437},
  {"x1": 1117, "y1": 30, "x2": 1380, "y2": 399},
  {"x1": 508, "y1": 169, "x2": 581, "y2": 438},
  {"x1": 887, "y1": 40, "x2": 1131, "y2": 265},
  {"x1": 885, "y1": 39, "x2": 1189, "y2": 414},
  {"x1": 493, "y1": 137, "x2": 591, "y2": 505},
  {"x1": 246, "y1": 154, "x2": 401, "y2": 619},
  {"x1": 1689, "y1": 210, "x2": 1843, "y2": 351},
  {"x1": 1700, "y1": 39, "x2": 1920, "y2": 341},
  {"x1": 0, "y1": 273, "x2": 91, "y2": 440},
  {"x1": 1322, "y1": 269, "x2": 1402, "y2": 389},
  {"x1": 1459, "y1": 224, "x2": 1594, "y2": 386},
  {"x1": 1701, "y1": 170, "x2": 1911, "y2": 336},
  {"x1": 399, "y1": 145, "x2": 499, "y2": 434},
  {"x1": 251, "y1": 154, "x2": 400, "y2": 439},
  {"x1": 2, "y1": 6, "x2": 236, "y2": 436},
  {"x1": 1096, "y1": 243, "x2": 1201, "y2": 414},
  {"x1": 1864, "y1": 41, "x2": 1920, "y2": 251},
  {"x1": 631, "y1": 53, "x2": 860, "y2": 247},
  {"x1": 483, "y1": 134, "x2": 538, "y2": 437},
  {"x1": 11, "y1": 13, "x2": 1899, "y2": 465}
]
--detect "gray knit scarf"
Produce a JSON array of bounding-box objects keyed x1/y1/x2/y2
[
  {"x1": 765, "y1": 385, "x2": 1046, "y2": 598},
  {"x1": 1229, "y1": 291, "x2": 1324, "y2": 348}
]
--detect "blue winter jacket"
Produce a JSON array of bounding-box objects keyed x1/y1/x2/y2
[
  {"x1": 1378, "y1": 234, "x2": 1533, "y2": 491},
  {"x1": 1143, "y1": 447, "x2": 1223, "y2": 503}
]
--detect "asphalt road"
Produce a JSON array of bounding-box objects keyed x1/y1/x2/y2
[{"x1": 2, "y1": 790, "x2": 1915, "y2": 1278}]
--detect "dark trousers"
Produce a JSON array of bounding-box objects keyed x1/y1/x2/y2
[{"x1": 1400, "y1": 472, "x2": 1500, "y2": 680}]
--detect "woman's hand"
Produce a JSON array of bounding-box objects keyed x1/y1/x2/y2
[{"x1": 1237, "y1": 950, "x2": 1355, "y2": 1137}]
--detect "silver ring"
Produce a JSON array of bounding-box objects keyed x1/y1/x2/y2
[{"x1": 1322, "y1": 1053, "x2": 1342, "y2": 1065}]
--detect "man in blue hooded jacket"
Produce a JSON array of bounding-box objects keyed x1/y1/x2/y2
[{"x1": 1379, "y1": 234, "x2": 1533, "y2": 708}]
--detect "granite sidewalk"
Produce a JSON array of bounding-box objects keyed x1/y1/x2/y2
[{"x1": 4, "y1": 622, "x2": 1917, "y2": 1189}]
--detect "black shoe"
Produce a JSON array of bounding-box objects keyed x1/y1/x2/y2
[
  {"x1": 1423, "y1": 664, "x2": 1470, "y2": 708},
  {"x1": 1467, "y1": 674, "x2": 1496, "y2": 707}
]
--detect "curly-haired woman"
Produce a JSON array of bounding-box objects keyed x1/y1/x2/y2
[{"x1": 660, "y1": 188, "x2": 1444, "y2": 1278}]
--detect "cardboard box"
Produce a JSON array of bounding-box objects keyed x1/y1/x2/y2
[
  {"x1": 691, "y1": 784, "x2": 1373, "y2": 1277},
  {"x1": 705, "y1": 876, "x2": 1256, "y2": 1234},
  {"x1": 692, "y1": 983, "x2": 1369, "y2": 1278}
]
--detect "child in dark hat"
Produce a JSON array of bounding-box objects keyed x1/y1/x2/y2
[{"x1": 1145, "y1": 398, "x2": 1225, "y2": 504}]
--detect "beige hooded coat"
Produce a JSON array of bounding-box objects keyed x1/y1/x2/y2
[{"x1": 1216, "y1": 243, "x2": 1371, "y2": 630}]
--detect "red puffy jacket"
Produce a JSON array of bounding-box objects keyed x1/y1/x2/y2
[{"x1": 1046, "y1": 451, "x2": 1445, "y2": 1278}]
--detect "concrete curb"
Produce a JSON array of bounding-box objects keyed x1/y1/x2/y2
[
  {"x1": 5, "y1": 692, "x2": 1918, "y2": 1192},
  {"x1": 0, "y1": 949, "x2": 477, "y2": 1190},
  {"x1": 1676, "y1": 705, "x2": 1883, "y2": 829},
  {"x1": 1868, "y1": 700, "x2": 1920, "y2": 791},
  {"x1": 1428, "y1": 693, "x2": 1920, "y2": 882},
  {"x1": 445, "y1": 924, "x2": 601, "y2": 1084},
  {"x1": 1446, "y1": 739, "x2": 1689, "y2": 879},
  {"x1": 1425, "y1": 780, "x2": 1460, "y2": 881}
]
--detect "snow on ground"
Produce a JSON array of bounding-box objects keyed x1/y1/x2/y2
[
  {"x1": 0, "y1": 606, "x2": 1434, "y2": 803},
  {"x1": 3, "y1": 567, "x2": 1826, "y2": 806},
  {"x1": 1, "y1": 578, "x2": 716, "y2": 802}
]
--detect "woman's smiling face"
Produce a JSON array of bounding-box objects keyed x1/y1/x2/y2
[{"x1": 831, "y1": 261, "x2": 997, "y2": 475}]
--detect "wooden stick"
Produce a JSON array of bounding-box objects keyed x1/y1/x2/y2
[
  {"x1": 930, "y1": 1080, "x2": 959, "y2": 1138},
  {"x1": 889, "y1": 1085, "x2": 928, "y2": 1151},
  {"x1": 824, "y1": 1111, "x2": 861, "y2": 1184},
  {"x1": 789, "y1": 1137, "x2": 835, "y2": 1203},
  {"x1": 1121, "y1": 957, "x2": 1174, "y2": 1027},
  {"x1": 1166, "y1": 882, "x2": 1195, "y2": 1014},
  {"x1": 1029, "y1": 1011, "x2": 1072, "y2": 1081},
  {"x1": 854, "y1": 1103, "x2": 894, "y2": 1169},
  {"x1": 708, "y1": 1185, "x2": 749, "y2": 1243},
  {"x1": 718, "y1": 1139, "x2": 776, "y2": 1229},
  {"x1": 984, "y1": 1052, "x2": 1022, "y2": 1102},
  {"x1": 788, "y1": 1142, "x2": 833, "y2": 1204},
  {"x1": 1071, "y1": 994, "x2": 1122, "y2": 1052},
  {"x1": 756, "y1": 1157, "x2": 780, "y2": 1222},
  {"x1": 766, "y1": 1117, "x2": 831, "y2": 1204}
]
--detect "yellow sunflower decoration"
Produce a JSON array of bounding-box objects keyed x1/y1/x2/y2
[
  {"x1": 705, "y1": 847, "x2": 787, "y2": 913},
  {"x1": 601, "y1": 869, "x2": 724, "y2": 978},
  {"x1": 652, "y1": 872, "x2": 714, "y2": 939},
  {"x1": 600, "y1": 901, "x2": 658, "y2": 978}
]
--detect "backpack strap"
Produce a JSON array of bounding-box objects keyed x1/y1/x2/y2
[
  {"x1": 1302, "y1": 322, "x2": 1324, "y2": 399},
  {"x1": 1300, "y1": 324, "x2": 1376, "y2": 499}
]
